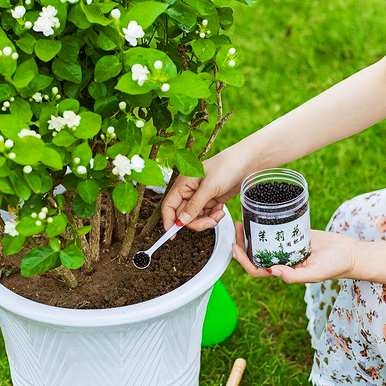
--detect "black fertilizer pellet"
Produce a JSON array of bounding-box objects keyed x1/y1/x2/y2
[
  {"x1": 241, "y1": 170, "x2": 311, "y2": 269},
  {"x1": 133, "y1": 252, "x2": 151, "y2": 269}
]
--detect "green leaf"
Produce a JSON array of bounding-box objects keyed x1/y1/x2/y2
[
  {"x1": 216, "y1": 69, "x2": 245, "y2": 87},
  {"x1": 218, "y1": 7, "x2": 233, "y2": 29},
  {"x1": 53, "y1": 130, "x2": 77, "y2": 147},
  {"x1": 20, "y1": 74, "x2": 53, "y2": 97},
  {"x1": 17, "y1": 216, "x2": 45, "y2": 236},
  {"x1": 121, "y1": 1, "x2": 169, "y2": 29},
  {"x1": 41, "y1": 147, "x2": 63, "y2": 170},
  {"x1": 166, "y1": 2, "x2": 197, "y2": 32},
  {"x1": 49, "y1": 238, "x2": 61, "y2": 252},
  {"x1": 175, "y1": 149, "x2": 204, "y2": 177},
  {"x1": 112, "y1": 182, "x2": 138, "y2": 214},
  {"x1": 95, "y1": 55, "x2": 122, "y2": 83},
  {"x1": 93, "y1": 153, "x2": 107, "y2": 170},
  {"x1": 77, "y1": 180, "x2": 99, "y2": 204},
  {"x1": 60, "y1": 243, "x2": 85, "y2": 270},
  {"x1": 16, "y1": 33, "x2": 36, "y2": 54},
  {"x1": 96, "y1": 31, "x2": 117, "y2": 51},
  {"x1": 46, "y1": 214, "x2": 67, "y2": 237},
  {"x1": 74, "y1": 111, "x2": 102, "y2": 139},
  {"x1": 106, "y1": 142, "x2": 130, "y2": 158},
  {"x1": 184, "y1": 0, "x2": 216, "y2": 15},
  {"x1": 52, "y1": 58, "x2": 82, "y2": 84},
  {"x1": 88, "y1": 82, "x2": 107, "y2": 99},
  {"x1": 115, "y1": 72, "x2": 155, "y2": 95},
  {"x1": 13, "y1": 59, "x2": 38, "y2": 89},
  {"x1": 191, "y1": 39, "x2": 216, "y2": 62},
  {"x1": 0, "y1": 177, "x2": 14, "y2": 194},
  {"x1": 69, "y1": 3, "x2": 91, "y2": 29},
  {"x1": 82, "y1": 3, "x2": 111, "y2": 26},
  {"x1": 73, "y1": 141, "x2": 92, "y2": 164},
  {"x1": 24, "y1": 171, "x2": 42, "y2": 193},
  {"x1": 72, "y1": 195, "x2": 96, "y2": 218},
  {"x1": 10, "y1": 97, "x2": 32, "y2": 122},
  {"x1": 78, "y1": 225, "x2": 91, "y2": 236},
  {"x1": 21, "y1": 247, "x2": 59, "y2": 278},
  {"x1": 169, "y1": 71, "x2": 210, "y2": 98},
  {"x1": 9, "y1": 171, "x2": 31, "y2": 200},
  {"x1": 35, "y1": 39, "x2": 62, "y2": 62},
  {"x1": 58, "y1": 98, "x2": 80, "y2": 114},
  {"x1": 0, "y1": 83, "x2": 15, "y2": 101},
  {"x1": 132, "y1": 159, "x2": 164, "y2": 186},
  {"x1": 169, "y1": 94, "x2": 198, "y2": 114},
  {"x1": 2, "y1": 234, "x2": 26, "y2": 256}
]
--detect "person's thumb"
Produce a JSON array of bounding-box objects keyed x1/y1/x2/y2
[
  {"x1": 268, "y1": 265, "x2": 318, "y2": 284},
  {"x1": 178, "y1": 184, "x2": 215, "y2": 225}
]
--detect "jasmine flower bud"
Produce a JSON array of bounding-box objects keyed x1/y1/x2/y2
[
  {"x1": 38, "y1": 211, "x2": 47, "y2": 220},
  {"x1": 199, "y1": 32, "x2": 205, "y2": 39},
  {"x1": 119, "y1": 101, "x2": 126, "y2": 111},
  {"x1": 31, "y1": 212, "x2": 37, "y2": 218},
  {"x1": 154, "y1": 60, "x2": 163, "y2": 70},
  {"x1": 77, "y1": 165, "x2": 87, "y2": 175},
  {"x1": 228, "y1": 59, "x2": 236, "y2": 67},
  {"x1": 35, "y1": 220, "x2": 42, "y2": 226},
  {"x1": 5, "y1": 139, "x2": 14, "y2": 148},
  {"x1": 228, "y1": 47, "x2": 236, "y2": 55},
  {"x1": 107, "y1": 126, "x2": 115, "y2": 134},
  {"x1": 2, "y1": 47, "x2": 11, "y2": 56},
  {"x1": 24, "y1": 21, "x2": 32, "y2": 29},
  {"x1": 23, "y1": 165, "x2": 32, "y2": 174},
  {"x1": 47, "y1": 217, "x2": 53, "y2": 223},
  {"x1": 8, "y1": 152, "x2": 16, "y2": 159},
  {"x1": 111, "y1": 8, "x2": 121, "y2": 20},
  {"x1": 161, "y1": 83, "x2": 170, "y2": 92},
  {"x1": 3, "y1": 101, "x2": 10, "y2": 108},
  {"x1": 73, "y1": 157, "x2": 81, "y2": 164},
  {"x1": 11, "y1": 52, "x2": 19, "y2": 60},
  {"x1": 42, "y1": 207, "x2": 48, "y2": 213},
  {"x1": 11, "y1": 5, "x2": 26, "y2": 20},
  {"x1": 51, "y1": 86, "x2": 59, "y2": 95},
  {"x1": 202, "y1": 19, "x2": 208, "y2": 26},
  {"x1": 135, "y1": 120, "x2": 144, "y2": 128}
]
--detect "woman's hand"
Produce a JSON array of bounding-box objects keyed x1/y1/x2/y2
[
  {"x1": 162, "y1": 146, "x2": 250, "y2": 231},
  {"x1": 233, "y1": 223, "x2": 358, "y2": 283}
]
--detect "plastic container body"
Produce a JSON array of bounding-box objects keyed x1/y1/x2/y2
[
  {"x1": 0, "y1": 208, "x2": 234, "y2": 386},
  {"x1": 240, "y1": 168, "x2": 311, "y2": 268}
]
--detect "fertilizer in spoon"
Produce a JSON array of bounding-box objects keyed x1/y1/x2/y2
[{"x1": 132, "y1": 219, "x2": 185, "y2": 269}]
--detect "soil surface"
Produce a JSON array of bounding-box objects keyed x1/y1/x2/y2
[{"x1": 0, "y1": 192, "x2": 215, "y2": 309}]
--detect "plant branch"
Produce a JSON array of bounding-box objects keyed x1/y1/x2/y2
[
  {"x1": 102, "y1": 192, "x2": 114, "y2": 248},
  {"x1": 53, "y1": 266, "x2": 78, "y2": 289},
  {"x1": 89, "y1": 194, "x2": 101, "y2": 264}
]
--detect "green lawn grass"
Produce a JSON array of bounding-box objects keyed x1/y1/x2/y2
[{"x1": 1, "y1": 1, "x2": 386, "y2": 385}]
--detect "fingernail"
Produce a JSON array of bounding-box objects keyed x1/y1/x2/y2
[
  {"x1": 178, "y1": 212, "x2": 192, "y2": 225},
  {"x1": 266, "y1": 268, "x2": 272, "y2": 274},
  {"x1": 270, "y1": 268, "x2": 282, "y2": 277}
]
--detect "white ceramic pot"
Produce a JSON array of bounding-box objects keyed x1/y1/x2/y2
[{"x1": 0, "y1": 208, "x2": 234, "y2": 386}]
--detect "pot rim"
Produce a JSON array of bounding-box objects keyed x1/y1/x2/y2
[{"x1": 0, "y1": 207, "x2": 234, "y2": 327}]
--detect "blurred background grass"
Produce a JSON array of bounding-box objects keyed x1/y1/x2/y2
[{"x1": 1, "y1": 0, "x2": 386, "y2": 385}]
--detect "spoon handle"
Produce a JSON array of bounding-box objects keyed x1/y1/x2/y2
[{"x1": 146, "y1": 220, "x2": 184, "y2": 256}]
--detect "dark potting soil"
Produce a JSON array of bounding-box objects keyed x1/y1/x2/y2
[{"x1": 0, "y1": 193, "x2": 215, "y2": 309}]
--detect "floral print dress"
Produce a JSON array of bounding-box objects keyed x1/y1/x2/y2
[{"x1": 305, "y1": 189, "x2": 386, "y2": 385}]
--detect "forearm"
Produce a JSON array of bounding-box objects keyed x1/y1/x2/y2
[
  {"x1": 349, "y1": 240, "x2": 386, "y2": 284},
  {"x1": 233, "y1": 56, "x2": 386, "y2": 174}
]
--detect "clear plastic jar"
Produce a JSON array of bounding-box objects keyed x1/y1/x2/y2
[{"x1": 240, "y1": 168, "x2": 311, "y2": 268}]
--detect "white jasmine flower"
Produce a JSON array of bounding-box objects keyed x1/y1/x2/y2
[
  {"x1": 199, "y1": 32, "x2": 205, "y2": 39},
  {"x1": 11, "y1": 5, "x2": 26, "y2": 19},
  {"x1": 4, "y1": 139, "x2": 13, "y2": 149},
  {"x1": 135, "y1": 120, "x2": 144, "y2": 128},
  {"x1": 228, "y1": 47, "x2": 236, "y2": 55},
  {"x1": 131, "y1": 63, "x2": 149, "y2": 86},
  {"x1": 122, "y1": 20, "x2": 144, "y2": 46},
  {"x1": 11, "y1": 52, "x2": 19, "y2": 60},
  {"x1": 24, "y1": 21, "x2": 32, "y2": 29},
  {"x1": 202, "y1": 19, "x2": 208, "y2": 26},
  {"x1": 33, "y1": 6, "x2": 60, "y2": 37},
  {"x1": 118, "y1": 101, "x2": 126, "y2": 111},
  {"x1": 228, "y1": 59, "x2": 236, "y2": 67},
  {"x1": 130, "y1": 154, "x2": 145, "y2": 173},
  {"x1": 112, "y1": 154, "x2": 132, "y2": 180},
  {"x1": 73, "y1": 157, "x2": 80, "y2": 164},
  {"x1": 62, "y1": 110, "x2": 81, "y2": 128},
  {"x1": 18, "y1": 128, "x2": 41, "y2": 139},
  {"x1": 76, "y1": 165, "x2": 87, "y2": 175},
  {"x1": 161, "y1": 83, "x2": 170, "y2": 92},
  {"x1": 4, "y1": 220, "x2": 18, "y2": 237},
  {"x1": 154, "y1": 60, "x2": 163, "y2": 70},
  {"x1": 23, "y1": 165, "x2": 32, "y2": 174},
  {"x1": 111, "y1": 8, "x2": 121, "y2": 20},
  {"x1": 48, "y1": 115, "x2": 65, "y2": 131},
  {"x1": 107, "y1": 126, "x2": 115, "y2": 134},
  {"x1": 8, "y1": 152, "x2": 16, "y2": 159},
  {"x1": 32, "y1": 92, "x2": 43, "y2": 103},
  {"x1": 2, "y1": 47, "x2": 12, "y2": 56}
]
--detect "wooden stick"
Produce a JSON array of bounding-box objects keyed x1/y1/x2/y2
[{"x1": 226, "y1": 358, "x2": 247, "y2": 386}]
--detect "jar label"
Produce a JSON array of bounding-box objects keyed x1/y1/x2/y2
[{"x1": 249, "y1": 209, "x2": 311, "y2": 267}]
